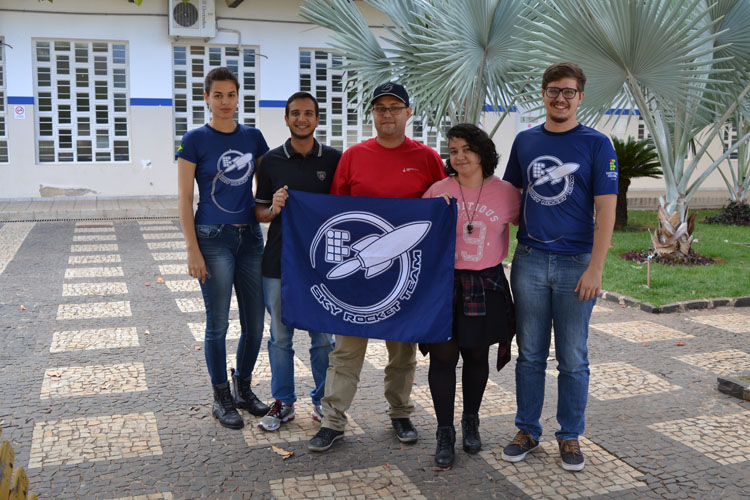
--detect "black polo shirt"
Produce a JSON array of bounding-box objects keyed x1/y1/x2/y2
[{"x1": 255, "y1": 138, "x2": 341, "y2": 278}]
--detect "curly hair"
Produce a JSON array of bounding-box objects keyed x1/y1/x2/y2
[{"x1": 444, "y1": 123, "x2": 499, "y2": 178}]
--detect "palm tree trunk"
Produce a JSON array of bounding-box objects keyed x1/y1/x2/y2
[
  {"x1": 651, "y1": 201, "x2": 697, "y2": 258},
  {"x1": 615, "y1": 178, "x2": 631, "y2": 230}
]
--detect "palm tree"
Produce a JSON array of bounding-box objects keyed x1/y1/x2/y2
[
  {"x1": 611, "y1": 137, "x2": 662, "y2": 230},
  {"x1": 716, "y1": 109, "x2": 750, "y2": 205},
  {"x1": 516, "y1": 0, "x2": 750, "y2": 258},
  {"x1": 298, "y1": 0, "x2": 529, "y2": 133}
]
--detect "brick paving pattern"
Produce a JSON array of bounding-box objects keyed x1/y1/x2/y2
[
  {"x1": 673, "y1": 349, "x2": 750, "y2": 376},
  {"x1": 647, "y1": 411, "x2": 750, "y2": 465},
  {"x1": 268, "y1": 465, "x2": 427, "y2": 499},
  {"x1": 591, "y1": 320, "x2": 693, "y2": 342},
  {"x1": 1, "y1": 219, "x2": 748, "y2": 499},
  {"x1": 28, "y1": 413, "x2": 163, "y2": 468},
  {"x1": 40, "y1": 362, "x2": 148, "y2": 399},
  {"x1": 68, "y1": 254, "x2": 122, "y2": 264},
  {"x1": 50, "y1": 327, "x2": 140, "y2": 352},
  {"x1": 481, "y1": 437, "x2": 648, "y2": 499},
  {"x1": 588, "y1": 362, "x2": 682, "y2": 400},
  {"x1": 687, "y1": 313, "x2": 750, "y2": 333},
  {"x1": 62, "y1": 282, "x2": 129, "y2": 297}
]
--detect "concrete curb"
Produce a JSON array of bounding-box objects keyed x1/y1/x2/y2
[
  {"x1": 503, "y1": 262, "x2": 748, "y2": 314},
  {"x1": 599, "y1": 291, "x2": 750, "y2": 314},
  {"x1": 717, "y1": 375, "x2": 750, "y2": 401}
]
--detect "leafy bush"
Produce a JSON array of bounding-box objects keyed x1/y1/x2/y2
[{"x1": 703, "y1": 202, "x2": 750, "y2": 226}]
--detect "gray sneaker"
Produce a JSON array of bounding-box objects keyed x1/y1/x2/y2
[
  {"x1": 258, "y1": 400, "x2": 294, "y2": 432},
  {"x1": 312, "y1": 404, "x2": 324, "y2": 423}
]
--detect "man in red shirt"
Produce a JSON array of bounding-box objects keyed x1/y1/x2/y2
[{"x1": 308, "y1": 82, "x2": 446, "y2": 451}]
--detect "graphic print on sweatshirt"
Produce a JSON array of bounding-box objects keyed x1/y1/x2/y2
[
  {"x1": 525, "y1": 154, "x2": 580, "y2": 206},
  {"x1": 211, "y1": 150, "x2": 254, "y2": 213}
]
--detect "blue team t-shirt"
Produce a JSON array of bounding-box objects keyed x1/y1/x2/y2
[
  {"x1": 502, "y1": 123, "x2": 618, "y2": 255},
  {"x1": 177, "y1": 123, "x2": 269, "y2": 224}
]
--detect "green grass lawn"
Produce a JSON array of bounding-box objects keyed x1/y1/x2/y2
[{"x1": 505, "y1": 209, "x2": 750, "y2": 306}]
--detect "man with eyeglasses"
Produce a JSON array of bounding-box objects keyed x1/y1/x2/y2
[
  {"x1": 308, "y1": 82, "x2": 446, "y2": 452},
  {"x1": 500, "y1": 62, "x2": 617, "y2": 472}
]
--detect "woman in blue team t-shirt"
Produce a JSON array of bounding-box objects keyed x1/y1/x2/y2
[{"x1": 177, "y1": 67, "x2": 270, "y2": 429}]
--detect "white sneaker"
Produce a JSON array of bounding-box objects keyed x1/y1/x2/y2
[
  {"x1": 258, "y1": 400, "x2": 295, "y2": 432},
  {"x1": 312, "y1": 404, "x2": 324, "y2": 423}
]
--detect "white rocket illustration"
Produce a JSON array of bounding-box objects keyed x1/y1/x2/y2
[
  {"x1": 326, "y1": 222, "x2": 431, "y2": 280},
  {"x1": 223, "y1": 153, "x2": 254, "y2": 173},
  {"x1": 533, "y1": 162, "x2": 580, "y2": 186}
]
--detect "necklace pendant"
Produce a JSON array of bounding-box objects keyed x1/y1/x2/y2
[{"x1": 467, "y1": 224, "x2": 473, "y2": 234}]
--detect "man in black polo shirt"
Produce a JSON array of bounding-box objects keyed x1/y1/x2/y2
[{"x1": 254, "y1": 91, "x2": 341, "y2": 432}]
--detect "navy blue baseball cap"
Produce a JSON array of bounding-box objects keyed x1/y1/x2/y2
[{"x1": 371, "y1": 82, "x2": 409, "y2": 107}]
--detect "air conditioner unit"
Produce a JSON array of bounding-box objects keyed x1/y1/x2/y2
[{"x1": 169, "y1": 0, "x2": 216, "y2": 38}]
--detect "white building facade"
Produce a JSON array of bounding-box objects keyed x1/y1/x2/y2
[{"x1": 0, "y1": 0, "x2": 732, "y2": 200}]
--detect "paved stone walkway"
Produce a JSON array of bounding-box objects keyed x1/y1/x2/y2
[{"x1": 1, "y1": 219, "x2": 748, "y2": 499}]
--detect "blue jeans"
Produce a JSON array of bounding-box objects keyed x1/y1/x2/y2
[
  {"x1": 197, "y1": 223, "x2": 264, "y2": 386},
  {"x1": 263, "y1": 277, "x2": 334, "y2": 406},
  {"x1": 510, "y1": 243, "x2": 595, "y2": 441}
]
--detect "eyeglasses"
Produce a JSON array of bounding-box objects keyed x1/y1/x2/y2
[
  {"x1": 372, "y1": 105, "x2": 408, "y2": 116},
  {"x1": 543, "y1": 87, "x2": 579, "y2": 99}
]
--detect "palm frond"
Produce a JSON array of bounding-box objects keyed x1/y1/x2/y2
[
  {"x1": 611, "y1": 136, "x2": 662, "y2": 180},
  {"x1": 298, "y1": 0, "x2": 394, "y2": 106},
  {"x1": 299, "y1": 0, "x2": 529, "y2": 131},
  {"x1": 516, "y1": 0, "x2": 750, "y2": 221}
]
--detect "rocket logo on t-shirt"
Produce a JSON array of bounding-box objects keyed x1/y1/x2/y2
[
  {"x1": 210, "y1": 149, "x2": 255, "y2": 214},
  {"x1": 216, "y1": 150, "x2": 254, "y2": 187},
  {"x1": 526, "y1": 155, "x2": 580, "y2": 206}
]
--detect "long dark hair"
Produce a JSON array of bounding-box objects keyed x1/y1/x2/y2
[
  {"x1": 444, "y1": 123, "x2": 498, "y2": 178},
  {"x1": 204, "y1": 67, "x2": 239, "y2": 94}
]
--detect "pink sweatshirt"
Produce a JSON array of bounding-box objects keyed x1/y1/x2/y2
[{"x1": 423, "y1": 176, "x2": 521, "y2": 270}]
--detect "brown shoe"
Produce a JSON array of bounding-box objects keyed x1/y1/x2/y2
[
  {"x1": 558, "y1": 438, "x2": 585, "y2": 471},
  {"x1": 501, "y1": 429, "x2": 539, "y2": 462}
]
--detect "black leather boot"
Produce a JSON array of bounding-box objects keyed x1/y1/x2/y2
[
  {"x1": 231, "y1": 368, "x2": 269, "y2": 416},
  {"x1": 462, "y1": 413, "x2": 481, "y2": 454},
  {"x1": 434, "y1": 425, "x2": 456, "y2": 467},
  {"x1": 212, "y1": 381, "x2": 244, "y2": 429}
]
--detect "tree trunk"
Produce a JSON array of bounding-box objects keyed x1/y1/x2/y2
[
  {"x1": 615, "y1": 178, "x2": 631, "y2": 230},
  {"x1": 651, "y1": 202, "x2": 697, "y2": 258}
]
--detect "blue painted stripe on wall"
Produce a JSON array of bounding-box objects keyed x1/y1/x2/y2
[
  {"x1": 260, "y1": 100, "x2": 287, "y2": 108},
  {"x1": 8, "y1": 96, "x2": 34, "y2": 105},
  {"x1": 7, "y1": 96, "x2": 639, "y2": 115},
  {"x1": 605, "y1": 108, "x2": 640, "y2": 116},
  {"x1": 482, "y1": 105, "x2": 518, "y2": 112},
  {"x1": 480, "y1": 104, "x2": 638, "y2": 115},
  {"x1": 130, "y1": 98, "x2": 173, "y2": 106}
]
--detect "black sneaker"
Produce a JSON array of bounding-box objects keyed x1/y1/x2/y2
[
  {"x1": 501, "y1": 429, "x2": 539, "y2": 462},
  {"x1": 392, "y1": 418, "x2": 418, "y2": 443},
  {"x1": 558, "y1": 438, "x2": 585, "y2": 471},
  {"x1": 308, "y1": 427, "x2": 344, "y2": 452}
]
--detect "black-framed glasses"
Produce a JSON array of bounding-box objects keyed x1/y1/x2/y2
[
  {"x1": 372, "y1": 105, "x2": 408, "y2": 116},
  {"x1": 543, "y1": 87, "x2": 579, "y2": 99}
]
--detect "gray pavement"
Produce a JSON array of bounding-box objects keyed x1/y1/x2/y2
[{"x1": 1, "y1": 218, "x2": 749, "y2": 500}]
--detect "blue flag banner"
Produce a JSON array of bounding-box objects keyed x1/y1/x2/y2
[{"x1": 281, "y1": 190, "x2": 457, "y2": 343}]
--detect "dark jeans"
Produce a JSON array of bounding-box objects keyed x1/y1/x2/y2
[{"x1": 196, "y1": 223, "x2": 264, "y2": 386}]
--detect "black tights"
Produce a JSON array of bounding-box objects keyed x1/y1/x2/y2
[{"x1": 428, "y1": 340, "x2": 490, "y2": 427}]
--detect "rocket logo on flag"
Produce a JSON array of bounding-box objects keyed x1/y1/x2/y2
[
  {"x1": 281, "y1": 190, "x2": 457, "y2": 343},
  {"x1": 308, "y1": 212, "x2": 431, "y2": 324}
]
